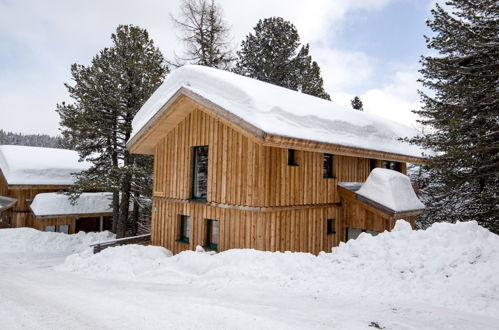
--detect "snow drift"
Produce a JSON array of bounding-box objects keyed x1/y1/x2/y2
[
  {"x1": 0, "y1": 228, "x2": 114, "y2": 255},
  {"x1": 59, "y1": 220, "x2": 499, "y2": 314}
]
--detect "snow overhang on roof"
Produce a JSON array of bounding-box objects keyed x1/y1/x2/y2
[
  {"x1": 127, "y1": 65, "x2": 428, "y2": 163},
  {"x1": 0, "y1": 145, "x2": 90, "y2": 186},
  {"x1": 338, "y1": 168, "x2": 425, "y2": 218},
  {"x1": 30, "y1": 192, "x2": 120, "y2": 217}
]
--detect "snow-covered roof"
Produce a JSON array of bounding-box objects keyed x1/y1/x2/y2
[
  {"x1": 356, "y1": 168, "x2": 425, "y2": 213},
  {"x1": 129, "y1": 65, "x2": 426, "y2": 159},
  {"x1": 0, "y1": 145, "x2": 90, "y2": 185},
  {"x1": 30, "y1": 192, "x2": 116, "y2": 217}
]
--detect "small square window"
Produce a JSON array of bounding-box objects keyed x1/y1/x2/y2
[
  {"x1": 45, "y1": 225, "x2": 56, "y2": 232},
  {"x1": 326, "y1": 219, "x2": 336, "y2": 235},
  {"x1": 59, "y1": 224, "x2": 70, "y2": 234},
  {"x1": 178, "y1": 215, "x2": 190, "y2": 244},
  {"x1": 205, "y1": 219, "x2": 219, "y2": 250},
  {"x1": 382, "y1": 160, "x2": 401, "y2": 172},
  {"x1": 288, "y1": 149, "x2": 298, "y2": 166},
  {"x1": 323, "y1": 154, "x2": 334, "y2": 178}
]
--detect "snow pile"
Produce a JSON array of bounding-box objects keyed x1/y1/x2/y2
[
  {"x1": 59, "y1": 245, "x2": 172, "y2": 276},
  {"x1": 59, "y1": 221, "x2": 499, "y2": 313},
  {"x1": 129, "y1": 65, "x2": 426, "y2": 158},
  {"x1": 357, "y1": 168, "x2": 425, "y2": 212},
  {"x1": 31, "y1": 192, "x2": 115, "y2": 216},
  {"x1": 0, "y1": 228, "x2": 114, "y2": 255},
  {"x1": 0, "y1": 145, "x2": 90, "y2": 185}
]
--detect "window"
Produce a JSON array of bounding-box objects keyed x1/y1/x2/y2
[
  {"x1": 178, "y1": 215, "x2": 190, "y2": 244},
  {"x1": 382, "y1": 160, "x2": 401, "y2": 172},
  {"x1": 45, "y1": 225, "x2": 55, "y2": 232},
  {"x1": 369, "y1": 159, "x2": 377, "y2": 172},
  {"x1": 205, "y1": 219, "x2": 219, "y2": 250},
  {"x1": 323, "y1": 154, "x2": 334, "y2": 178},
  {"x1": 287, "y1": 149, "x2": 298, "y2": 166},
  {"x1": 59, "y1": 224, "x2": 70, "y2": 234},
  {"x1": 192, "y1": 146, "x2": 209, "y2": 200},
  {"x1": 326, "y1": 219, "x2": 336, "y2": 235}
]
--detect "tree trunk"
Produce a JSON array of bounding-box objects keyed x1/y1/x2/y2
[
  {"x1": 112, "y1": 191, "x2": 120, "y2": 233},
  {"x1": 117, "y1": 172, "x2": 132, "y2": 238}
]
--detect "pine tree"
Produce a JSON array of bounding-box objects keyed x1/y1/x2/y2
[
  {"x1": 234, "y1": 17, "x2": 331, "y2": 100},
  {"x1": 171, "y1": 0, "x2": 235, "y2": 69},
  {"x1": 351, "y1": 96, "x2": 364, "y2": 111},
  {"x1": 411, "y1": 0, "x2": 499, "y2": 233},
  {"x1": 57, "y1": 25, "x2": 169, "y2": 237}
]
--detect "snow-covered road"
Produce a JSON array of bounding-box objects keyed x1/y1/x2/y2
[{"x1": 1, "y1": 223, "x2": 498, "y2": 330}]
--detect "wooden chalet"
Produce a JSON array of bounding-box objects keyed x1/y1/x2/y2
[
  {"x1": 127, "y1": 65, "x2": 426, "y2": 255},
  {"x1": 0, "y1": 145, "x2": 113, "y2": 233}
]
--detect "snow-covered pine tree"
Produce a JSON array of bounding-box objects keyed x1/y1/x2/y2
[
  {"x1": 171, "y1": 0, "x2": 235, "y2": 69},
  {"x1": 411, "y1": 0, "x2": 498, "y2": 233},
  {"x1": 57, "y1": 25, "x2": 169, "y2": 238},
  {"x1": 234, "y1": 17, "x2": 331, "y2": 100},
  {"x1": 351, "y1": 96, "x2": 363, "y2": 111}
]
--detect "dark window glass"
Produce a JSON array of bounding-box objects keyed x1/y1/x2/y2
[
  {"x1": 179, "y1": 215, "x2": 190, "y2": 243},
  {"x1": 382, "y1": 160, "x2": 401, "y2": 172},
  {"x1": 327, "y1": 219, "x2": 335, "y2": 235},
  {"x1": 288, "y1": 149, "x2": 298, "y2": 166},
  {"x1": 324, "y1": 154, "x2": 334, "y2": 178},
  {"x1": 192, "y1": 146, "x2": 209, "y2": 200},
  {"x1": 206, "y1": 219, "x2": 219, "y2": 250},
  {"x1": 369, "y1": 159, "x2": 377, "y2": 172}
]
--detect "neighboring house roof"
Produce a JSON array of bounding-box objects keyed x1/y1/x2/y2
[
  {"x1": 0, "y1": 195, "x2": 17, "y2": 212},
  {"x1": 30, "y1": 192, "x2": 116, "y2": 217},
  {"x1": 128, "y1": 65, "x2": 427, "y2": 161},
  {"x1": 0, "y1": 145, "x2": 90, "y2": 186},
  {"x1": 338, "y1": 168, "x2": 425, "y2": 218}
]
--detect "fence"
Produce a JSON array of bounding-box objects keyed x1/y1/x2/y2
[{"x1": 90, "y1": 234, "x2": 151, "y2": 254}]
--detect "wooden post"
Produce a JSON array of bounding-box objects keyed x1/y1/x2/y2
[{"x1": 99, "y1": 216, "x2": 104, "y2": 231}]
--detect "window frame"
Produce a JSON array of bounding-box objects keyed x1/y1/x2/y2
[
  {"x1": 204, "y1": 219, "x2": 219, "y2": 251},
  {"x1": 191, "y1": 145, "x2": 209, "y2": 201},
  {"x1": 382, "y1": 160, "x2": 401, "y2": 172},
  {"x1": 326, "y1": 219, "x2": 336, "y2": 235},
  {"x1": 323, "y1": 153, "x2": 335, "y2": 179},
  {"x1": 287, "y1": 149, "x2": 298, "y2": 166},
  {"x1": 177, "y1": 215, "x2": 190, "y2": 244}
]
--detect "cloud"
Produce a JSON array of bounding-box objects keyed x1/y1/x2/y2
[{"x1": 0, "y1": 0, "x2": 402, "y2": 135}]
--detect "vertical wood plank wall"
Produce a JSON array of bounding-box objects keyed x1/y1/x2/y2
[
  {"x1": 153, "y1": 108, "x2": 373, "y2": 207},
  {"x1": 152, "y1": 200, "x2": 339, "y2": 255},
  {"x1": 149, "y1": 107, "x2": 403, "y2": 254}
]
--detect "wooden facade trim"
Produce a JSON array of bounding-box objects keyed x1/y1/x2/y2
[
  {"x1": 32, "y1": 212, "x2": 115, "y2": 220},
  {"x1": 152, "y1": 196, "x2": 340, "y2": 212},
  {"x1": 127, "y1": 89, "x2": 426, "y2": 165}
]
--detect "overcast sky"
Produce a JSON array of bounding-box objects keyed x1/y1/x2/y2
[{"x1": 0, "y1": 0, "x2": 435, "y2": 136}]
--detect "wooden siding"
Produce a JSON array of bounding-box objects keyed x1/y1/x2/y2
[
  {"x1": 153, "y1": 108, "x2": 373, "y2": 207},
  {"x1": 152, "y1": 199, "x2": 339, "y2": 255}
]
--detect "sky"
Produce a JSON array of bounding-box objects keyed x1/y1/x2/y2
[{"x1": 0, "y1": 0, "x2": 435, "y2": 136}]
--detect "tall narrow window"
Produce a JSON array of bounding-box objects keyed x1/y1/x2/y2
[
  {"x1": 323, "y1": 154, "x2": 334, "y2": 178},
  {"x1": 327, "y1": 219, "x2": 336, "y2": 235},
  {"x1": 369, "y1": 159, "x2": 377, "y2": 172},
  {"x1": 205, "y1": 219, "x2": 219, "y2": 250},
  {"x1": 178, "y1": 215, "x2": 190, "y2": 243},
  {"x1": 288, "y1": 149, "x2": 298, "y2": 166},
  {"x1": 192, "y1": 146, "x2": 209, "y2": 200}
]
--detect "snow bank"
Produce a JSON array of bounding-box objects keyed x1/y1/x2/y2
[
  {"x1": 59, "y1": 245, "x2": 172, "y2": 276},
  {"x1": 0, "y1": 145, "x2": 90, "y2": 185},
  {"x1": 130, "y1": 65, "x2": 426, "y2": 158},
  {"x1": 357, "y1": 168, "x2": 425, "y2": 212},
  {"x1": 31, "y1": 192, "x2": 115, "y2": 216},
  {"x1": 59, "y1": 221, "x2": 499, "y2": 314},
  {"x1": 0, "y1": 228, "x2": 114, "y2": 255}
]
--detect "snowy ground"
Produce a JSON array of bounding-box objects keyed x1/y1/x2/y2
[{"x1": 1, "y1": 221, "x2": 498, "y2": 330}]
